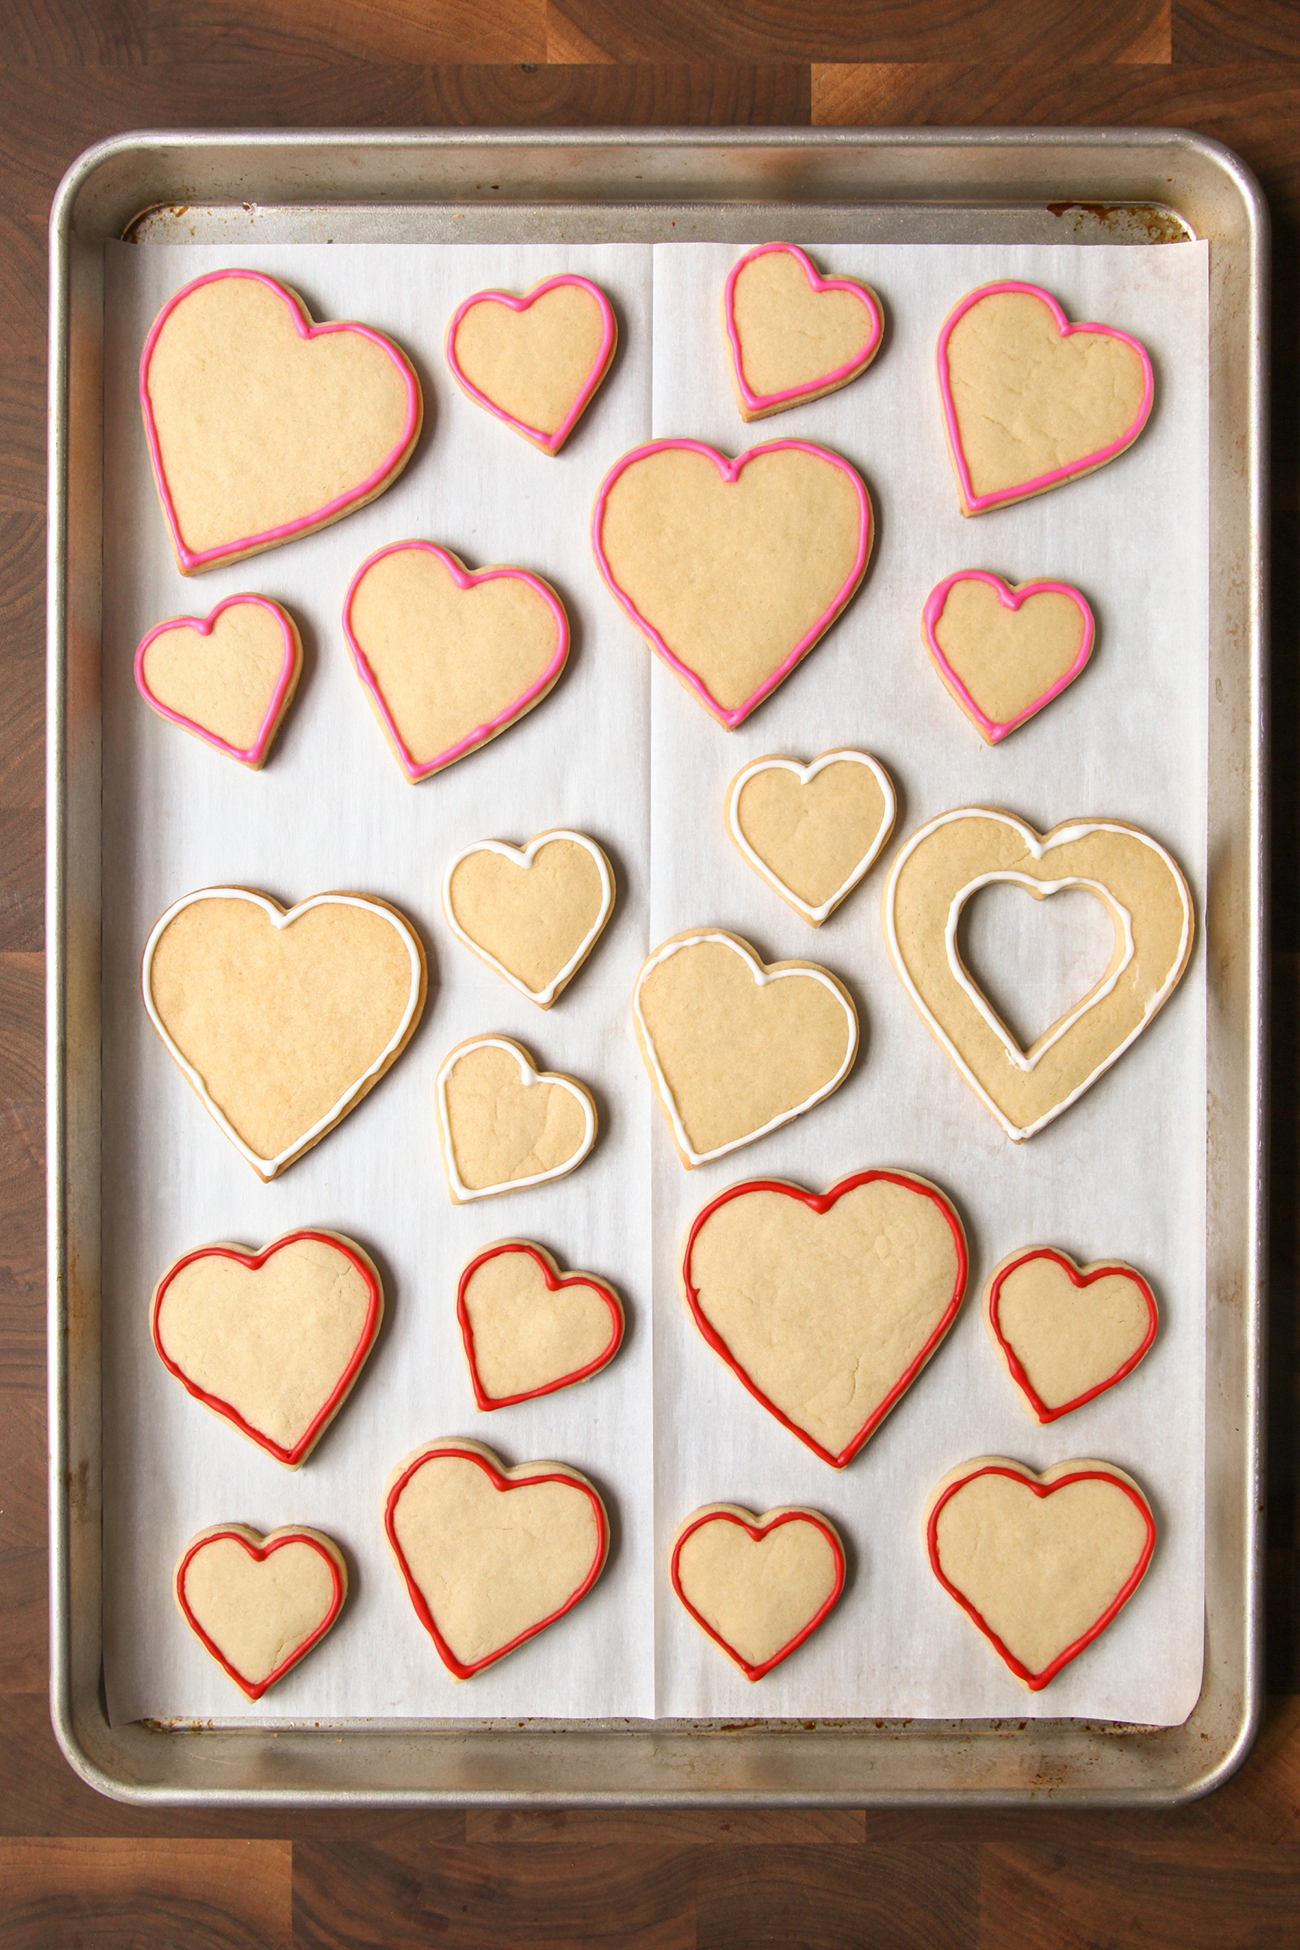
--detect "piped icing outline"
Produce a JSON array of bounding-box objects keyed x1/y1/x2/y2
[
  {"x1": 456, "y1": 1241, "x2": 624, "y2": 1409},
  {"x1": 444, "y1": 274, "x2": 617, "y2": 455},
  {"x1": 935, "y1": 280, "x2": 1154, "y2": 516},
  {"x1": 141, "y1": 887, "x2": 426, "y2": 1180},
  {"x1": 175, "y1": 1524, "x2": 346, "y2": 1701},
  {"x1": 435, "y1": 1035, "x2": 597, "y2": 1203},
  {"x1": 134, "y1": 594, "x2": 301, "y2": 767},
  {"x1": 441, "y1": 830, "x2": 614, "y2": 1007},
  {"x1": 342, "y1": 540, "x2": 571, "y2": 783},
  {"x1": 722, "y1": 242, "x2": 883, "y2": 417},
  {"x1": 671, "y1": 1504, "x2": 847, "y2": 1681},
  {"x1": 922, "y1": 571, "x2": 1096, "y2": 743},
  {"x1": 680, "y1": 1170, "x2": 969, "y2": 1469},
  {"x1": 383, "y1": 1440, "x2": 609, "y2": 1679},
  {"x1": 726, "y1": 749, "x2": 897, "y2": 926},
  {"x1": 151, "y1": 1230, "x2": 384, "y2": 1467},
  {"x1": 140, "y1": 268, "x2": 421, "y2": 573},
  {"x1": 925, "y1": 1458, "x2": 1156, "y2": 1690},
  {"x1": 984, "y1": 1246, "x2": 1159, "y2": 1424},
  {"x1": 590, "y1": 438, "x2": 872, "y2": 729},
  {"x1": 632, "y1": 931, "x2": 858, "y2": 1168}
]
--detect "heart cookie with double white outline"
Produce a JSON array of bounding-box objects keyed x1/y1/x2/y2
[
  {"x1": 922, "y1": 572, "x2": 1095, "y2": 744},
  {"x1": 456, "y1": 1241, "x2": 624, "y2": 1408},
  {"x1": 441, "y1": 830, "x2": 614, "y2": 1008},
  {"x1": 671, "y1": 1503, "x2": 846, "y2": 1680},
  {"x1": 435, "y1": 1035, "x2": 597, "y2": 1203},
  {"x1": 175, "y1": 1523, "x2": 347, "y2": 1700},
  {"x1": 445, "y1": 274, "x2": 617, "y2": 455},
  {"x1": 726, "y1": 750, "x2": 896, "y2": 926},
  {"x1": 722, "y1": 242, "x2": 883, "y2": 421},
  {"x1": 983, "y1": 1246, "x2": 1158, "y2": 1424},
  {"x1": 135, "y1": 594, "x2": 303, "y2": 768}
]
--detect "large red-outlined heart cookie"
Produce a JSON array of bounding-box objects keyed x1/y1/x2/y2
[
  {"x1": 671, "y1": 1503, "x2": 846, "y2": 1680},
  {"x1": 174, "y1": 1523, "x2": 347, "y2": 1700},
  {"x1": 445, "y1": 274, "x2": 617, "y2": 455},
  {"x1": 456, "y1": 1241, "x2": 624, "y2": 1409},
  {"x1": 983, "y1": 1246, "x2": 1158, "y2": 1424}
]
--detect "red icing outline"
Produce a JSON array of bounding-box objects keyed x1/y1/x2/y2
[
  {"x1": 176, "y1": 1528, "x2": 345, "y2": 1701},
  {"x1": 670, "y1": 1507, "x2": 846, "y2": 1680},
  {"x1": 722, "y1": 243, "x2": 883, "y2": 415},
  {"x1": 456, "y1": 1243, "x2": 623, "y2": 1409},
  {"x1": 680, "y1": 1170, "x2": 968, "y2": 1468},
  {"x1": 151, "y1": 1230, "x2": 382, "y2": 1467},
  {"x1": 986, "y1": 1247, "x2": 1158, "y2": 1424},
  {"x1": 926, "y1": 1463, "x2": 1156, "y2": 1690}
]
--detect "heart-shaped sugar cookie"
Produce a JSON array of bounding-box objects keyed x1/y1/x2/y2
[
  {"x1": 925, "y1": 1457, "x2": 1156, "y2": 1689},
  {"x1": 445, "y1": 274, "x2": 617, "y2": 455},
  {"x1": 937, "y1": 280, "x2": 1153, "y2": 515},
  {"x1": 922, "y1": 572, "x2": 1095, "y2": 744},
  {"x1": 457, "y1": 1241, "x2": 624, "y2": 1408},
  {"x1": 142, "y1": 269, "x2": 421, "y2": 573},
  {"x1": 723, "y1": 242, "x2": 883, "y2": 421},
  {"x1": 882, "y1": 809, "x2": 1194, "y2": 1143},
  {"x1": 152, "y1": 1230, "x2": 383, "y2": 1466},
  {"x1": 436, "y1": 1036, "x2": 597, "y2": 1203},
  {"x1": 175, "y1": 1523, "x2": 347, "y2": 1700},
  {"x1": 142, "y1": 887, "x2": 427, "y2": 1180},
  {"x1": 633, "y1": 930, "x2": 858, "y2": 1168},
  {"x1": 442, "y1": 830, "x2": 614, "y2": 1008},
  {"x1": 593, "y1": 439, "x2": 872, "y2": 728},
  {"x1": 135, "y1": 594, "x2": 303, "y2": 768},
  {"x1": 345, "y1": 542, "x2": 570, "y2": 782},
  {"x1": 671, "y1": 1504, "x2": 846, "y2": 1679},
  {"x1": 384, "y1": 1438, "x2": 608, "y2": 1678},
  {"x1": 727, "y1": 750, "x2": 896, "y2": 925},
  {"x1": 984, "y1": 1246, "x2": 1158, "y2": 1424},
  {"x1": 680, "y1": 1170, "x2": 968, "y2": 1467}
]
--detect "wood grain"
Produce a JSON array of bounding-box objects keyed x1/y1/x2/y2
[
  {"x1": 146, "y1": 0, "x2": 547, "y2": 66},
  {"x1": 1, "y1": 1839, "x2": 292, "y2": 1948}
]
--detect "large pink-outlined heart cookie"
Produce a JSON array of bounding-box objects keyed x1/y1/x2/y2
[
  {"x1": 922, "y1": 572, "x2": 1095, "y2": 744},
  {"x1": 592, "y1": 439, "x2": 872, "y2": 728},
  {"x1": 723, "y1": 242, "x2": 884, "y2": 421},
  {"x1": 175, "y1": 1523, "x2": 347, "y2": 1700},
  {"x1": 141, "y1": 269, "x2": 422, "y2": 574},
  {"x1": 456, "y1": 1241, "x2": 624, "y2": 1409},
  {"x1": 445, "y1": 274, "x2": 617, "y2": 455},
  {"x1": 936, "y1": 281, "x2": 1154, "y2": 516},
  {"x1": 671, "y1": 1504, "x2": 846, "y2": 1680},
  {"x1": 134, "y1": 594, "x2": 303, "y2": 768},
  {"x1": 983, "y1": 1246, "x2": 1158, "y2": 1424}
]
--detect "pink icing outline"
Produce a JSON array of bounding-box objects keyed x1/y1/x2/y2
[
  {"x1": 591, "y1": 438, "x2": 872, "y2": 729},
  {"x1": 444, "y1": 275, "x2": 617, "y2": 456},
  {"x1": 341, "y1": 540, "x2": 571, "y2": 782},
  {"x1": 139, "y1": 269, "x2": 422, "y2": 572},
  {"x1": 935, "y1": 280, "x2": 1154, "y2": 515},
  {"x1": 134, "y1": 594, "x2": 299, "y2": 766},
  {"x1": 922, "y1": 570, "x2": 1096, "y2": 743},
  {"x1": 723, "y1": 242, "x2": 883, "y2": 414}
]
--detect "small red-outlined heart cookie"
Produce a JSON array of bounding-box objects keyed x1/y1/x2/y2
[
  {"x1": 456, "y1": 1240, "x2": 624, "y2": 1409},
  {"x1": 671, "y1": 1503, "x2": 846, "y2": 1680},
  {"x1": 141, "y1": 268, "x2": 422, "y2": 574},
  {"x1": 175, "y1": 1522, "x2": 347, "y2": 1700},
  {"x1": 592, "y1": 439, "x2": 872, "y2": 729},
  {"x1": 134, "y1": 594, "x2": 303, "y2": 769},
  {"x1": 152, "y1": 1230, "x2": 384, "y2": 1467},
  {"x1": 983, "y1": 1246, "x2": 1158, "y2": 1424},
  {"x1": 922, "y1": 572, "x2": 1095, "y2": 745},
  {"x1": 343, "y1": 540, "x2": 570, "y2": 783},
  {"x1": 723, "y1": 242, "x2": 884, "y2": 421},
  {"x1": 441, "y1": 830, "x2": 614, "y2": 1008},
  {"x1": 925, "y1": 1457, "x2": 1156, "y2": 1690},
  {"x1": 936, "y1": 280, "x2": 1154, "y2": 516},
  {"x1": 383, "y1": 1437, "x2": 609, "y2": 1678},
  {"x1": 680, "y1": 1171, "x2": 968, "y2": 1468},
  {"x1": 444, "y1": 274, "x2": 617, "y2": 455},
  {"x1": 726, "y1": 750, "x2": 896, "y2": 926},
  {"x1": 435, "y1": 1035, "x2": 598, "y2": 1203}
]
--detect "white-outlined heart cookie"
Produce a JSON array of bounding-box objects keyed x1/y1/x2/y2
[
  {"x1": 726, "y1": 750, "x2": 896, "y2": 926},
  {"x1": 722, "y1": 242, "x2": 883, "y2": 421},
  {"x1": 134, "y1": 594, "x2": 303, "y2": 768},
  {"x1": 671, "y1": 1503, "x2": 846, "y2": 1680},
  {"x1": 441, "y1": 830, "x2": 614, "y2": 1008},
  {"x1": 175, "y1": 1523, "x2": 347, "y2": 1700},
  {"x1": 983, "y1": 1246, "x2": 1158, "y2": 1424},
  {"x1": 881, "y1": 809, "x2": 1194, "y2": 1142},
  {"x1": 633, "y1": 929, "x2": 858, "y2": 1168},
  {"x1": 142, "y1": 887, "x2": 427, "y2": 1181},
  {"x1": 456, "y1": 1241, "x2": 624, "y2": 1409},
  {"x1": 435, "y1": 1035, "x2": 597, "y2": 1203},
  {"x1": 922, "y1": 572, "x2": 1095, "y2": 744},
  {"x1": 444, "y1": 274, "x2": 617, "y2": 455}
]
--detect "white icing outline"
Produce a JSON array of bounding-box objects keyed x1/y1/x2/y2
[
  {"x1": 141, "y1": 888, "x2": 425, "y2": 1178},
  {"x1": 440, "y1": 830, "x2": 614, "y2": 1007},
  {"x1": 435, "y1": 1035, "x2": 597, "y2": 1202},
  {"x1": 632, "y1": 932, "x2": 858, "y2": 1167},
  {"x1": 727, "y1": 750, "x2": 896, "y2": 925}
]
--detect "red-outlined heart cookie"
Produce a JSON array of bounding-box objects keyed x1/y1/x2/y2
[
  {"x1": 680, "y1": 1171, "x2": 968, "y2": 1468},
  {"x1": 457, "y1": 1241, "x2": 624, "y2": 1409},
  {"x1": 441, "y1": 829, "x2": 614, "y2": 1008},
  {"x1": 726, "y1": 749, "x2": 897, "y2": 926},
  {"x1": 922, "y1": 572, "x2": 1095, "y2": 744},
  {"x1": 435, "y1": 1035, "x2": 598, "y2": 1203},
  {"x1": 141, "y1": 268, "x2": 422, "y2": 574},
  {"x1": 925, "y1": 1457, "x2": 1156, "y2": 1690},
  {"x1": 983, "y1": 1246, "x2": 1158, "y2": 1424},
  {"x1": 671, "y1": 1503, "x2": 846, "y2": 1680},
  {"x1": 383, "y1": 1438, "x2": 609, "y2": 1678},
  {"x1": 134, "y1": 594, "x2": 303, "y2": 768},
  {"x1": 175, "y1": 1523, "x2": 347, "y2": 1700},
  {"x1": 722, "y1": 242, "x2": 884, "y2": 421},
  {"x1": 444, "y1": 274, "x2": 617, "y2": 455}
]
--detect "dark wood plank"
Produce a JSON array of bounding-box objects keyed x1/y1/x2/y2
[
  {"x1": 0, "y1": 515, "x2": 44, "y2": 807},
  {"x1": 146, "y1": 0, "x2": 547, "y2": 66},
  {"x1": 0, "y1": 360, "x2": 45, "y2": 515},
  {"x1": 0, "y1": 810, "x2": 43, "y2": 952},
  {"x1": 1, "y1": 1838, "x2": 291, "y2": 1948},
  {"x1": 466, "y1": 1806, "x2": 866, "y2": 1844},
  {"x1": 1173, "y1": 0, "x2": 1300, "y2": 64},
  {"x1": 694, "y1": 1838, "x2": 977, "y2": 1950},
  {"x1": 1, "y1": 0, "x2": 146, "y2": 64},
  {"x1": 428, "y1": 60, "x2": 811, "y2": 124}
]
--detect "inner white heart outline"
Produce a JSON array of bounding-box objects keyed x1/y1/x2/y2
[
  {"x1": 435, "y1": 1035, "x2": 597, "y2": 1201},
  {"x1": 441, "y1": 830, "x2": 614, "y2": 1007},
  {"x1": 727, "y1": 750, "x2": 897, "y2": 925}
]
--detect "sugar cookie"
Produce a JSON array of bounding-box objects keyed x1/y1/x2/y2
[
  {"x1": 723, "y1": 242, "x2": 883, "y2": 421},
  {"x1": 445, "y1": 273, "x2": 617, "y2": 455},
  {"x1": 983, "y1": 1246, "x2": 1158, "y2": 1424},
  {"x1": 456, "y1": 1240, "x2": 624, "y2": 1409},
  {"x1": 726, "y1": 749, "x2": 896, "y2": 926},
  {"x1": 671, "y1": 1504, "x2": 846, "y2": 1679},
  {"x1": 134, "y1": 594, "x2": 303, "y2": 768},
  {"x1": 435, "y1": 1035, "x2": 597, "y2": 1203},
  {"x1": 175, "y1": 1523, "x2": 347, "y2": 1700},
  {"x1": 922, "y1": 572, "x2": 1095, "y2": 744},
  {"x1": 441, "y1": 829, "x2": 613, "y2": 1008}
]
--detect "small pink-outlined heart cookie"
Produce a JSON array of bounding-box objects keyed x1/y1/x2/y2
[
  {"x1": 723, "y1": 242, "x2": 883, "y2": 421},
  {"x1": 936, "y1": 280, "x2": 1154, "y2": 515},
  {"x1": 456, "y1": 1240, "x2": 624, "y2": 1409},
  {"x1": 343, "y1": 541, "x2": 570, "y2": 782},
  {"x1": 134, "y1": 594, "x2": 303, "y2": 768},
  {"x1": 175, "y1": 1523, "x2": 347, "y2": 1700},
  {"x1": 922, "y1": 572, "x2": 1095, "y2": 745},
  {"x1": 435, "y1": 1035, "x2": 598, "y2": 1203},
  {"x1": 671, "y1": 1503, "x2": 846, "y2": 1680},
  {"x1": 445, "y1": 274, "x2": 617, "y2": 455},
  {"x1": 141, "y1": 268, "x2": 422, "y2": 574},
  {"x1": 925, "y1": 1457, "x2": 1156, "y2": 1690},
  {"x1": 983, "y1": 1246, "x2": 1158, "y2": 1424},
  {"x1": 726, "y1": 749, "x2": 897, "y2": 926}
]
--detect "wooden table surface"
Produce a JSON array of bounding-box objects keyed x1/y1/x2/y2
[{"x1": 4, "y1": 1, "x2": 1299, "y2": 1942}]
